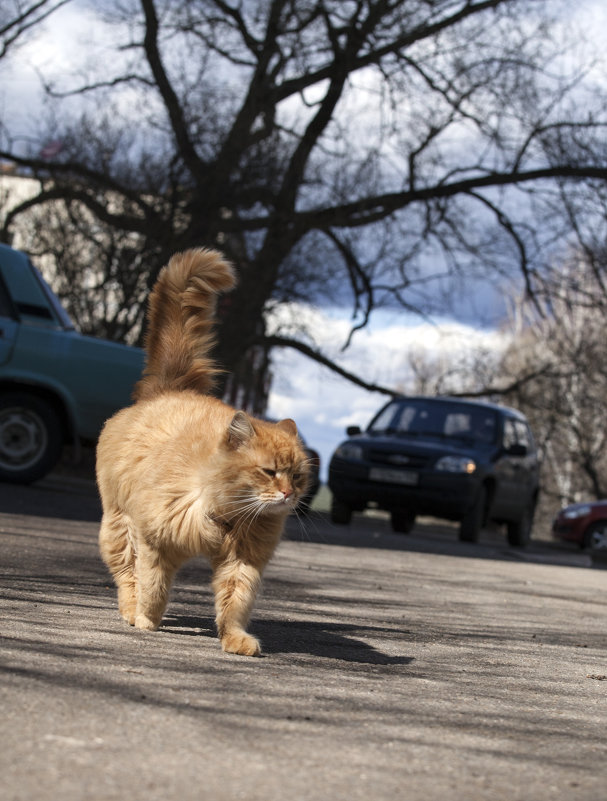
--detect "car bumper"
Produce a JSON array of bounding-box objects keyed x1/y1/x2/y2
[
  {"x1": 328, "y1": 459, "x2": 479, "y2": 519},
  {"x1": 551, "y1": 521, "x2": 584, "y2": 545}
]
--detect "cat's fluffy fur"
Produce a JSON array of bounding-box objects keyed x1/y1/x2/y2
[{"x1": 96, "y1": 248, "x2": 310, "y2": 657}]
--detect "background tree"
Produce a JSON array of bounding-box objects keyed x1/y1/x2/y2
[
  {"x1": 2, "y1": 0, "x2": 607, "y2": 412},
  {"x1": 499, "y1": 252, "x2": 607, "y2": 514}
]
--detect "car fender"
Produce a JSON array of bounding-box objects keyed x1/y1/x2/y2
[
  {"x1": 584, "y1": 518, "x2": 607, "y2": 535},
  {"x1": 0, "y1": 371, "x2": 80, "y2": 445},
  {"x1": 2, "y1": 324, "x2": 143, "y2": 439}
]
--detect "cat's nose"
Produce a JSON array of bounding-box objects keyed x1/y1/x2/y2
[{"x1": 282, "y1": 488, "x2": 293, "y2": 500}]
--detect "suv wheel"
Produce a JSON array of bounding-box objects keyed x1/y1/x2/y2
[
  {"x1": 506, "y1": 500, "x2": 535, "y2": 548},
  {"x1": 0, "y1": 393, "x2": 64, "y2": 483},
  {"x1": 391, "y1": 511, "x2": 415, "y2": 534},
  {"x1": 459, "y1": 486, "x2": 486, "y2": 543},
  {"x1": 582, "y1": 521, "x2": 607, "y2": 552},
  {"x1": 330, "y1": 496, "x2": 352, "y2": 525}
]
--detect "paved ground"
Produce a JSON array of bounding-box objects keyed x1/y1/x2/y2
[{"x1": 1, "y1": 475, "x2": 605, "y2": 801}]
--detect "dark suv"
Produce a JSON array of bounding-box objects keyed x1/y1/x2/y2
[{"x1": 328, "y1": 396, "x2": 540, "y2": 547}]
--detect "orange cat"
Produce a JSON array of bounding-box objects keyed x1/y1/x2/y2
[{"x1": 96, "y1": 249, "x2": 310, "y2": 656}]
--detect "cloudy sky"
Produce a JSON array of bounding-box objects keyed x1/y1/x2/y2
[{"x1": 2, "y1": 0, "x2": 605, "y2": 477}]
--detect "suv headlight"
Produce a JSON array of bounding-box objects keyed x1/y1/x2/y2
[
  {"x1": 563, "y1": 505, "x2": 591, "y2": 519},
  {"x1": 334, "y1": 442, "x2": 364, "y2": 461},
  {"x1": 435, "y1": 455, "x2": 476, "y2": 474}
]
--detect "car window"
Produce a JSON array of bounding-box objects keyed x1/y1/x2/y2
[
  {"x1": 502, "y1": 417, "x2": 535, "y2": 453},
  {"x1": 514, "y1": 420, "x2": 535, "y2": 453},
  {"x1": 369, "y1": 401, "x2": 400, "y2": 432},
  {"x1": 441, "y1": 409, "x2": 497, "y2": 442},
  {"x1": 503, "y1": 419, "x2": 518, "y2": 450},
  {"x1": 397, "y1": 405, "x2": 422, "y2": 432},
  {"x1": 370, "y1": 400, "x2": 497, "y2": 444}
]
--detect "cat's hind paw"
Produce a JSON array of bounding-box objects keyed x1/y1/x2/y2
[{"x1": 221, "y1": 631, "x2": 261, "y2": 657}]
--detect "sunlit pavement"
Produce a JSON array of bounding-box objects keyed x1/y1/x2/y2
[{"x1": 1, "y1": 477, "x2": 605, "y2": 801}]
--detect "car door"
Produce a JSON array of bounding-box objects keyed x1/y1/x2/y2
[
  {"x1": 0, "y1": 276, "x2": 19, "y2": 365},
  {"x1": 512, "y1": 419, "x2": 539, "y2": 505},
  {"x1": 491, "y1": 417, "x2": 522, "y2": 517}
]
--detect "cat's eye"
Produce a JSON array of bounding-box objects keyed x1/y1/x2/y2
[
  {"x1": 262, "y1": 467, "x2": 276, "y2": 477},
  {"x1": 292, "y1": 473, "x2": 302, "y2": 482}
]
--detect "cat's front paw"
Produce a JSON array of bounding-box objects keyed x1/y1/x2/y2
[
  {"x1": 118, "y1": 592, "x2": 137, "y2": 626},
  {"x1": 135, "y1": 613, "x2": 160, "y2": 631},
  {"x1": 221, "y1": 631, "x2": 261, "y2": 657},
  {"x1": 121, "y1": 610, "x2": 136, "y2": 626}
]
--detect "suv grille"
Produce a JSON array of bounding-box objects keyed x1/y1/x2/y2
[{"x1": 367, "y1": 450, "x2": 431, "y2": 469}]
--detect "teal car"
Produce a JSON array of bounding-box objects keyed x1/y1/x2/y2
[{"x1": 0, "y1": 243, "x2": 144, "y2": 482}]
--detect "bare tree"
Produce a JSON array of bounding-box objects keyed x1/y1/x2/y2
[
  {"x1": 2, "y1": 0, "x2": 607, "y2": 410},
  {"x1": 0, "y1": 0, "x2": 70, "y2": 59},
  {"x1": 500, "y1": 254, "x2": 607, "y2": 509}
]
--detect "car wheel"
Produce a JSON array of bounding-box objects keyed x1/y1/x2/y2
[
  {"x1": 391, "y1": 510, "x2": 415, "y2": 534},
  {"x1": 330, "y1": 496, "x2": 352, "y2": 525},
  {"x1": 459, "y1": 486, "x2": 486, "y2": 543},
  {"x1": 506, "y1": 499, "x2": 536, "y2": 548},
  {"x1": 582, "y1": 521, "x2": 607, "y2": 552},
  {"x1": 0, "y1": 393, "x2": 64, "y2": 483}
]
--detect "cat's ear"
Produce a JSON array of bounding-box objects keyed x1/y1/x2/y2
[
  {"x1": 227, "y1": 411, "x2": 255, "y2": 449},
  {"x1": 276, "y1": 418, "x2": 297, "y2": 437}
]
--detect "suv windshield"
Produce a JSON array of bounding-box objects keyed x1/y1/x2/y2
[{"x1": 369, "y1": 399, "x2": 498, "y2": 445}]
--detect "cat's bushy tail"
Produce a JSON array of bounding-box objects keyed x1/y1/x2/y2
[{"x1": 133, "y1": 248, "x2": 236, "y2": 401}]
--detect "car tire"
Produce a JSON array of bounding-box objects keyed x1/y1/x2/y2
[
  {"x1": 582, "y1": 521, "x2": 607, "y2": 552},
  {"x1": 459, "y1": 486, "x2": 486, "y2": 543},
  {"x1": 391, "y1": 510, "x2": 415, "y2": 534},
  {"x1": 506, "y1": 499, "x2": 536, "y2": 548},
  {"x1": 0, "y1": 392, "x2": 64, "y2": 483},
  {"x1": 330, "y1": 496, "x2": 352, "y2": 525}
]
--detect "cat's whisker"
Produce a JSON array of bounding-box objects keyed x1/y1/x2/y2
[
  {"x1": 222, "y1": 493, "x2": 272, "y2": 533},
  {"x1": 296, "y1": 506, "x2": 327, "y2": 543}
]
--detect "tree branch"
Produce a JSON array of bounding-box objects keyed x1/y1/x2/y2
[
  {"x1": 1, "y1": 185, "x2": 152, "y2": 240},
  {"x1": 451, "y1": 363, "x2": 559, "y2": 399},
  {"x1": 0, "y1": 0, "x2": 71, "y2": 58},
  {"x1": 271, "y1": 0, "x2": 514, "y2": 105},
  {"x1": 262, "y1": 334, "x2": 397, "y2": 397},
  {"x1": 140, "y1": 0, "x2": 204, "y2": 180},
  {"x1": 466, "y1": 189, "x2": 543, "y2": 314},
  {"x1": 322, "y1": 229, "x2": 374, "y2": 350},
  {"x1": 219, "y1": 164, "x2": 607, "y2": 233}
]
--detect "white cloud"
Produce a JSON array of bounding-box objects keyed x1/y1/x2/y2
[{"x1": 1, "y1": 3, "x2": 131, "y2": 135}]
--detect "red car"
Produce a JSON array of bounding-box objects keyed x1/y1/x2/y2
[{"x1": 552, "y1": 501, "x2": 607, "y2": 551}]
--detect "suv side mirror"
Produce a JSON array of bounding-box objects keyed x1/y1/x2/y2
[
  {"x1": 346, "y1": 425, "x2": 362, "y2": 437},
  {"x1": 506, "y1": 443, "x2": 527, "y2": 457}
]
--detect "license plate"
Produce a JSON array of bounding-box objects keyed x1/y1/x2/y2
[{"x1": 369, "y1": 467, "x2": 418, "y2": 486}]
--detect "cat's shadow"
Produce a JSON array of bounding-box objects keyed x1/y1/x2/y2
[
  {"x1": 161, "y1": 615, "x2": 215, "y2": 637},
  {"x1": 162, "y1": 615, "x2": 413, "y2": 666}
]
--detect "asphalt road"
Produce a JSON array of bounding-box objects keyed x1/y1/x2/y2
[{"x1": 1, "y1": 475, "x2": 605, "y2": 801}]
